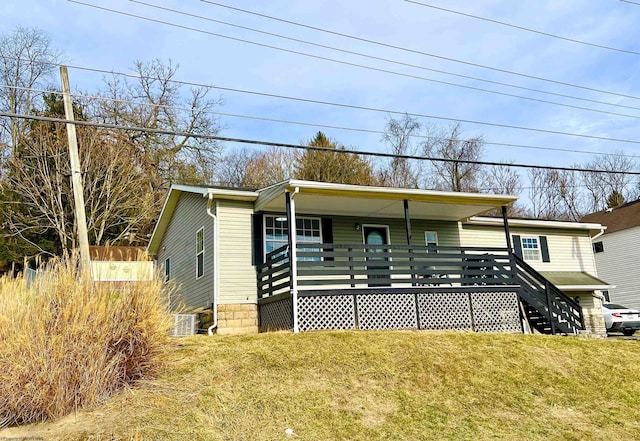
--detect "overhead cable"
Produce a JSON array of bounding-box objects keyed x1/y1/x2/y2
[
  {"x1": 200, "y1": 0, "x2": 640, "y2": 101},
  {"x1": 2, "y1": 83, "x2": 638, "y2": 159},
  {"x1": 68, "y1": 0, "x2": 640, "y2": 121},
  {"x1": 2, "y1": 110, "x2": 639, "y2": 175},
  {"x1": 131, "y1": 0, "x2": 640, "y2": 113},
  {"x1": 406, "y1": 0, "x2": 640, "y2": 56}
]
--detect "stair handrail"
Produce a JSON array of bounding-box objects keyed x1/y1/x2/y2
[{"x1": 512, "y1": 253, "x2": 584, "y2": 332}]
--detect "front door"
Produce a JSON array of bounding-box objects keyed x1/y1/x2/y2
[{"x1": 363, "y1": 225, "x2": 390, "y2": 287}]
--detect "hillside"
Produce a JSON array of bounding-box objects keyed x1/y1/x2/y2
[{"x1": 3, "y1": 331, "x2": 640, "y2": 440}]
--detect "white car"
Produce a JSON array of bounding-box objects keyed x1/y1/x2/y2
[{"x1": 602, "y1": 303, "x2": 640, "y2": 336}]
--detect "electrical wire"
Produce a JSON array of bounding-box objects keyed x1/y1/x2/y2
[
  {"x1": 68, "y1": 0, "x2": 640, "y2": 121},
  {"x1": 3, "y1": 83, "x2": 640, "y2": 159},
  {"x1": 130, "y1": 0, "x2": 640, "y2": 113},
  {"x1": 406, "y1": 0, "x2": 640, "y2": 56},
  {"x1": 2, "y1": 110, "x2": 639, "y2": 175},
  {"x1": 200, "y1": 0, "x2": 640, "y2": 101},
  {"x1": 3, "y1": 59, "x2": 640, "y2": 146}
]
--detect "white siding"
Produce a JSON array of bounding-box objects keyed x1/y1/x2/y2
[
  {"x1": 594, "y1": 226, "x2": 640, "y2": 309},
  {"x1": 218, "y1": 200, "x2": 257, "y2": 304},
  {"x1": 156, "y1": 192, "x2": 214, "y2": 310},
  {"x1": 459, "y1": 224, "x2": 597, "y2": 275}
]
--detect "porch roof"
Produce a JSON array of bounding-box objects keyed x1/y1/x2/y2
[
  {"x1": 255, "y1": 180, "x2": 518, "y2": 221},
  {"x1": 538, "y1": 271, "x2": 614, "y2": 292}
]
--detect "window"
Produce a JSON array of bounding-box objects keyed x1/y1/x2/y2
[
  {"x1": 164, "y1": 257, "x2": 171, "y2": 281},
  {"x1": 196, "y1": 227, "x2": 204, "y2": 279},
  {"x1": 425, "y1": 231, "x2": 438, "y2": 251},
  {"x1": 593, "y1": 241, "x2": 604, "y2": 253},
  {"x1": 521, "y1": 237, "x2": 540, "y2": 262},
  {"x1": 264, "y1": 215, "x2": 322, "y2": 260}
]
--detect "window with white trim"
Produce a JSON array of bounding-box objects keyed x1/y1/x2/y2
[
  {"x1": 521, "y1": 236, "x2": 540, "y2": 262},
  {"x1": 425, "y1": 231, "x2": 438, "y2": 251},
  {"x1": 196, "y1": 227, "x2": 204, "y2": 278},
  {"x1": 264, "y1": 215, "x2": 322, "y2": 261}
]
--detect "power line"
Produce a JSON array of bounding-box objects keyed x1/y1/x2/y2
[
  {"x1": 129, "y1": 0, "x2": 640, "y2": 114},
  {"x1": 2, "y1": 82, "x2": 639, "y2": 159},
  {"x1": 620, "y1": 0, "x2": 640, "y2": 5},
  {"x1": 2, "y1": 110, "x2": 639, "y2": 175},
  {"x1": 69, "y1": 0, "x2": 640, "y2": 122},
  {"x1": 200, "y1": 0, "x2": 640, "y2": 102},
  {"x1": 4, "y1": 57, "x2": 640, "y2": 146},
  {"x1": 406, "y1": 0, "x2": 640, "y2": 56}
]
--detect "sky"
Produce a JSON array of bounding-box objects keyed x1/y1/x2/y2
[{"x1": 2, "y1": 0, "x2": 640, "y2": 181}]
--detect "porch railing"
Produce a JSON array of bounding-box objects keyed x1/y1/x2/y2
[
  {"x1": 257, "y1": 244, "x2": 517, "y2": 298},
  {"x1": 257, "y1": 243, "x2": 586, "y2": 335},
  {"x1": 513, "y1": 255, "x2": 584, "y2": 335},
  {"x1": 257, "y1": 245, "x2": 291, "y2": 299},
  {"x1": 295, "y1": 244, "x2": 517, "y2": 290}
]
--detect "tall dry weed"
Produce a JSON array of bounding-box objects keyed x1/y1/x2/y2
[{"x1": 0, "y1": 254, "x2": 173, "y2": 426}]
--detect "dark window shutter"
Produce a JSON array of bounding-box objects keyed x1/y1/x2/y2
[
  {"x1": 512, "y1": 235, "x2": 522, "y2": 257},
  {"x1": 321, "y1": 218, "x2": 334, "y2": 261},
  {"x1": 539, "y1": 235, "x2": 550, "y2": 262},
  {"x1": 252, "y1": 214, "x2": 264, "y2": 266}
]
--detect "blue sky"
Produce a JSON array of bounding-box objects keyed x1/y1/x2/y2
[{"x1": 3, "y1": 0, "x2": 640, "y2": 173}]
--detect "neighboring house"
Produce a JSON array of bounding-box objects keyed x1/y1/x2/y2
[
  {"x1": 582, "y1": 200, "x2": 640, "y2": 309},
  {"x1": 148, "y1": 180, "x2": 610, "y2": 337},
  {"x1": 90, "y1": 246, "x2": 154, "y2": 283}
]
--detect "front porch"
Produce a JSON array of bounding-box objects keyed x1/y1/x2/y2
[
  {"x1": 257, "y1": 243, "x2": 584, "y2": 335},
  {"x1": 253, "y1": 180, "x2": 585, "y2": 335}
]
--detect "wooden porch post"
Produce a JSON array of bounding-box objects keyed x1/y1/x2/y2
[
  {"x1": 403, "y1": 199, "x2": 412, "y2": 246},
  {"x1": 286, "y1": 190, "x2": 300, "y2": 333},
  {"x1": 501, "y1": 206, "x2": 512, "y2": 252}
]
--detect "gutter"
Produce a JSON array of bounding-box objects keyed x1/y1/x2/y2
[
  {"x1": 590, "y1": 227, "x2": 606, "y2": 241},
  {"x1": 206, "y1": 194, "x2": 220, "y2": 335}
]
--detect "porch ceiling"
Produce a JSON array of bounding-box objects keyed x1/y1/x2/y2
[{"x1": 256, "y1": 180, "x2": 517, "y2": 221}]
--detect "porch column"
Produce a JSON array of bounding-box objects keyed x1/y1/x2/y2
[
  {"x1": 502, "y1": 205, "x2": 512, "y2": 252},
  {"x1": 403, "y1": 199, "x2": 412, "y2": 245},
  {"x1": 285, "y1": 189, "x2": 300, "y2": 333}
]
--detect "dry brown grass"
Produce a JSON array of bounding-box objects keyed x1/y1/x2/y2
[
  {"x1": 5, "y1": 330, "x2": 640, "y2": 440},
  {"x1": 0, "y1": 254, "x2": 173, "y2": 427}
]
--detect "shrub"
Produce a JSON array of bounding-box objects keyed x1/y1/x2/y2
[{"x1": 0, "y1": 254, "x2": 173, "y2": 426}]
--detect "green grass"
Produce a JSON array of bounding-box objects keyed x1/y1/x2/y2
[{"x1": 4, "y1": 331, "x2": 640, "y2": 440}]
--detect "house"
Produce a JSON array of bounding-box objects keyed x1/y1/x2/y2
[
  {"x1": 581, "y1": 200, "x2": 640, "y2": 309},
  {"x1": 147, "y1": 180, "x2": 611, "y2": 337}
]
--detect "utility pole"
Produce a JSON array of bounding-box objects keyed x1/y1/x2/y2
[{"x1": 60, "y1": 66, "x2": 91, "y2": 275}]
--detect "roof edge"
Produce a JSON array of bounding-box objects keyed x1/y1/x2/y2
[{"x1": 467, "y1": 216, "x2": 605, "y2": 232}]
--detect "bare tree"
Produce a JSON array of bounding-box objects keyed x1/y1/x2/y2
[
  {"x1": 94, "y1": 59, "x2": 223, "y2": 189},
  {"x1": 379, "y1": 114, "x2": 420, "y2": 188},
  {"x1": 481, "y1": 163, "x2": 524, "y2": 216},
  {"x1": 3, "y1": 95, "x2": 156, "y2": 254},
  {"x1": 0, "y1": 27, "x2": 63, "y2": 167},
  {"x1": 580, "y1": 152, "x2": 637, "y2": 213},
  {"x1": 216, "y1": 146, "x2": 296, "y2": 188},
  {"x1": 526, "y1": 168, "x2": 582, "y2": 220},
  {"x1": 423, "y1": 122, "x2": 484, "y2": 192}
]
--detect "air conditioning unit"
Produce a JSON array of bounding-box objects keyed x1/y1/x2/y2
[{"x1": 171, "y1": 314, "x2": 197, "y2": 337}]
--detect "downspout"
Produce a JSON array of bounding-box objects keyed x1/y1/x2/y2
[
  {"x1": 591, "y1": 227, "x2": 605, "y2": 242},
  {"x1": 206, "y1": 194, "x2": 219, "y2": 335}
]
